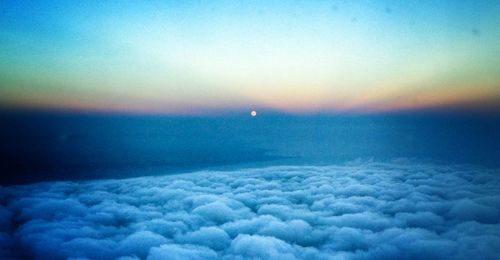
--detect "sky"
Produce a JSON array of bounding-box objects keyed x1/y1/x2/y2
[{"x1": 1, "y1": 0, "x2": 500, "y2": 115}]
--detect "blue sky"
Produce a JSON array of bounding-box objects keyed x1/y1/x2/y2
[{"x1": 1, "y1": 0, "x2": 499, "y2": 114}]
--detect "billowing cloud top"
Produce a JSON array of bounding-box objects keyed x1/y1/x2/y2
[{"x1": 1, "y1": 162, "x2": 500, "y2": 259}]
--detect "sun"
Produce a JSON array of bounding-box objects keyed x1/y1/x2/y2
[{"x1": 250, "y1": 110, "x2": 257, "y2": 117}]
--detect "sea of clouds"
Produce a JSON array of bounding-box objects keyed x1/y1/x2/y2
[{"x1": 1, "y1": 161, "x2": 500, "y2": 259}]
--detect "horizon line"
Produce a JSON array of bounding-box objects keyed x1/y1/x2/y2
[{"x1": 1, "y1": 102, "x2": 500, "y2": 118}]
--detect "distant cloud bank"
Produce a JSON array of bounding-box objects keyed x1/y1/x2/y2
[{"x1": 1, "y1": 162, "x2": 500, "y2": 259}]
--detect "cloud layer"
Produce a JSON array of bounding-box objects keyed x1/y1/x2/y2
[{"x1": 1, "y1": 162, "x2": 500, "y2": 259}]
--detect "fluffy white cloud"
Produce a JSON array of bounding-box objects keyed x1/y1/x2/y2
[
  {"x1": 176, "y1": 226, "x2": 231, "y2": 251},
  {"x1": 147, "y1": 244, "x2": 218, "y2": 260},
  {"x1": 226, "y1": 234, "x2": 298, "y2": 259},
  {"x1": 1, "y1": 162, "x2": 500, "y2": 259}
]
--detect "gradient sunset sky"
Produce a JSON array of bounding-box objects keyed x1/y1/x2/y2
[{"x1": 1, "y1": 0, "x2": 499, "y2": 115}]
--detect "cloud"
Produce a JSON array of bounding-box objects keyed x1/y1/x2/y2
[
  {"x1": 147, "y1": 244, "x2": 218, "y2": 260},
  {"x1": 448, "y1": 199, "x2": 500, "y2": 223},
  {"x1": 1, "y1": 162, "x2": 500, "y2": 259},
  {"x1": 117, "y1": 231, "x2": 169, "y2": 259},
  {"x1": 176, "y1": 226, "x2": 231, "y2": 251},
  {"x1": 226, "y1": 234, "x2": 298, "y2": 259}
]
